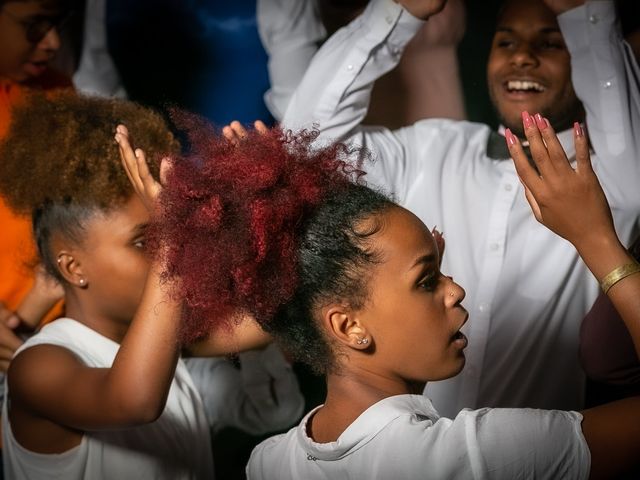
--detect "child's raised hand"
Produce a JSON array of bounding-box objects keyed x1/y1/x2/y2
[
  {"x1": 222, "y1": 120, "x2": 269, "y2": 145},
  {"x1": 115, "y1": 124, "x2": 168, "y2": 214},
  {"x1": 506, "y1": 112, "x2": 616, "y2": 252}
]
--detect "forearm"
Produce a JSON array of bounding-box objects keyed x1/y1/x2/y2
[
  {"x1": 576, "y1": 234, "x2": 640, "y2": 357},
  {"x1": 559, "y1": 2, "x2": 640, "y2": 161},
  {"x1": 258, "y1": 0, "x2": 326, "y2": 121},
  {"x1": 107, "y1": 262, "x2": 181, "y2": 422},
  {"x1": 186, "y1": 314, "x2": 272, "y2": 356},
  {"x1": 282, "y1": 0, "x2": 424, "y2": 141}
]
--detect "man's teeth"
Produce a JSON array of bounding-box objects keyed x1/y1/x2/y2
[{"x1": 507, "y1": 80, "x2": 545, "y2": 92}]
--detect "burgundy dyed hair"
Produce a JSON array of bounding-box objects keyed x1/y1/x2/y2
[{"x1": 154, "y1": 119, "x2": 364, "y2": 343}]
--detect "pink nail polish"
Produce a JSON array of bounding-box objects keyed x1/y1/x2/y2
[
  {"x1": 534, "y1": 113, "x2": 547, "y2": 130},
  {"x1": 505, "y1": 128, "x2": 516, "y2": 146},
  {"x1": 521, "y1": 111, "x2": 533, "y2": 129},
  {"x1": 573, "y1": 122, "x2": 583, "y2": 137}
]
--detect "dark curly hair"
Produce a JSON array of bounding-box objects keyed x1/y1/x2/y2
[
  {"x1": 155, "y1": 118, "x2": 394, "y2": 373},
  {"x1": 0, "y1": 92, "x2": 179, "y2": 282}
]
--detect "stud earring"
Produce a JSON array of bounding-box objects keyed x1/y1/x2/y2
[
  {"x1": 449, "y1": 292, "x2": 454, "y2": 297},
  {"x1": 356, "y1": 338, "x2": 369, "y2": 345},
  {"x1": 79, "y1": 278, "x2": 86, "y2": 286}
]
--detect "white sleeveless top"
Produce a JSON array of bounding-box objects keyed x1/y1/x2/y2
[{"x1": 2, "y1": 318, "x2": 214, "y2": 480}]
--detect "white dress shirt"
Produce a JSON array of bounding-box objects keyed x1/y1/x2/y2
[
  {"x1": 283, "y1": 0, "x2": 640, "y2": 417},
  {"x1": 247, "y1": 394, "x2": 590, "y2": 480}
]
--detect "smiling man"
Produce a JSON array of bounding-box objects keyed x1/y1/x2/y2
[{"x1": 281, "y1": 0, "x2": 640, "y2": 418}]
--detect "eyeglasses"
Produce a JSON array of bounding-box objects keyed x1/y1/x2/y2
[{"x1": 1, "y1": 7, "x2": 71, "y2": 44}]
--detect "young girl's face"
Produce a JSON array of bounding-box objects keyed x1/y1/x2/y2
[
  {"x1": 356, "y1": 206, "x2": 468, "y2": 385},
  {"x1": 74, "y1": 195, "x2": 151, "y2": 326},
  {"x1": 0, "y1": 1, "x2": 61, "y2": 82}
]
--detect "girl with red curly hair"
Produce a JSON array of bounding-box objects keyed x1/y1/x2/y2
[{"x1": 119, "y1": 116, "x2": 640, "y2": 479}]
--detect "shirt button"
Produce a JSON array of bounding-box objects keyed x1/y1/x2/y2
[
  {"x1": 603, "y1": 80, "x2": 612, "y2": 89},
  {"x1": 385, "y1": 15, "x2": 393, "y2": 24},
  {"x1": 490, "y1": 243, "x2": 499, "y2": 251},
  {"x1": 347, "y1": 64, "x2": 354, "y2": 71},
  {"x1": 478, "y1": 303, "x2": 488, "y2": 313},
  {"x1": 589, "y1": 14, "x2": 598, "y2": 24},
  {"x1": 504, "y1": 184, "x2": 513, "y2": 191},
  {"x1": 392, "y1": 47, "x2": 401, "y2": 56}
]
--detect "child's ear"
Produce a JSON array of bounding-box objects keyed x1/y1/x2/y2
[
  {"x1": 56, "y1": 251, "x2": 88, "y2": 288},
  {"x1": 322, "y1": 304, "x2": 372, "y2": 351}
]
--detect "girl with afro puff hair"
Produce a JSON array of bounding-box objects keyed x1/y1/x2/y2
[
  {"x1": 0, "y1": 93, "x2": 300, "y2": 480},
  {"x1": 117, "y1": 114, "x2": 640, "y2": 479}
]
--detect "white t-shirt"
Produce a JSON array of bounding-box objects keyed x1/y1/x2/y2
[
  {"x1": 2, "y1": 318, "x2": 214, "y2": 480},
  {"x1": 247, "y1": 394, "x2": 590, "y2": 480},
  {"x1": 282, "y1": 0, "x2": 640, "y2": 417}
]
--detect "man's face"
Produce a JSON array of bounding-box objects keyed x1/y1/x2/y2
[
  {"x1": 487, "y1": 0, "x2": 583, "y2": 137},
  {"x1": 0, "y1": 1, "x2": 63, "y2": 82}
]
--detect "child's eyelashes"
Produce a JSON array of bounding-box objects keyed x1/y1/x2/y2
[
  {"x1": 132, "y1": 238, "x2": 146, "y2": 249},
  {"x1": 417, "y1": 273, "x2": 439, "y2": 292}
]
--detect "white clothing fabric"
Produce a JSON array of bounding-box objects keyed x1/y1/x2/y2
[
  {"x1": 2, "y1": 318, "x2": 214, "y2": 480},
  {"x1": 73, "y1": 0, "x2": 127, "y2": 98},
  {"x1": 184, "y1": 343, "x2": 304, "y2": 435},
  {"x1": 247, "y1": 394, "x2": 590, "y2": 480},
  {"x1": 282, "y1": 0, "x2": 640, "y2": 417},
  {"x1": 257, "y1": 0, "x2": 326, "y2": 121}
]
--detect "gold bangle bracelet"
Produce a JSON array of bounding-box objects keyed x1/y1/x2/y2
[{"x1": 600, "y1": 261, "x2": 640, "y2": 294}]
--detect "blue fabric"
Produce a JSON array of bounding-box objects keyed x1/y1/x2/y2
[{"x1": 107, "y1": 0, "x2": 273, "y2": 126}]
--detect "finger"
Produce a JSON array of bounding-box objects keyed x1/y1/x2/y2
[
  {"x1": 115, "y1": 128, "x2": 144, "y2": 192},
  {"x1": 522, "y1": 111, "x2": 553, "y2": 176},
  {"x1": 230, "y1": 121, "x2": 247, "y2": 139},
  {"x1": 0, "y1": 345, "x2": 17, "y2": 361},
  {"x1": 159, "y1": 157, "x2": 173, "y2": 185},
  {"x1": 573, "y1": 122, "x2": 593, "y2": 175},
  {"x1": 507, "y1": 128, "x2": 542, "y2": 192},
  {"x1": 0, "y1": 361, "x2": 10, "y2": 373},
  {"x1": 134, "y1": 148, "x2": 159, "y2": 194},
  {"x1": 222, "y1": 125, "x2": 238, "y2": 143},
  {"x1": 0, "y1": 327, "x2": 23, "y2": 351},
  {"x1": 536, "y1": 115, "x2": 573, "y2": 173},
  {"x1": 254, "y1": 120, "x2": 268, "y2": 134},
  {"x1": 4, "y1": 313, "x2": 20, "y2": 330}
]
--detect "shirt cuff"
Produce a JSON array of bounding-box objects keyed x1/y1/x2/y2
[{"x1": 558, "y1": 1, "x2": 617, "y2": 54}]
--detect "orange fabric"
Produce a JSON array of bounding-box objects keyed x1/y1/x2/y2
[{"x1": 0, "y1": 71, "x2": 71, "y2": 317}]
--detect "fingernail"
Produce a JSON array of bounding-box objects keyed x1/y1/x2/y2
[
  {"x1": 521, "y1": 111, "x2": 533, "y2": 129},
  {"x1": 505, "y1": 128, "x2": 516, "y2": 146},
  {"x1": 534, "y1": 113, "x2": 547, "y2": 130},
  {"x1": 573, "y1": 122, "x2": 583, "y2": 137},
  {"x1": 544, "y1": 118, "x2": 551, "y2": 128}
]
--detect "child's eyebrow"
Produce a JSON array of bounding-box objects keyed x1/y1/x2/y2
[
  {"x1": 131, "y1": 223, "x2": 149, "y2": 235},
  {"x1": 410, "y1": 254, "x2": 437, "y2": 271}
]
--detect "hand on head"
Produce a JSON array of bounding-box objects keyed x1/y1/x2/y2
[
  {"x1": 115, "y1": 125, "x2": 170, "y2": 214},
  {"x1": 506, "y1": 111, "x2": 615, "y2": 252}
]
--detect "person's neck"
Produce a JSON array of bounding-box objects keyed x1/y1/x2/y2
[
  {"x1": 309, "y1": 365, "x2": 425, "y2": 443},
  {"x1": 63, "y1": 291, "x2": 129, "y2": 344}
]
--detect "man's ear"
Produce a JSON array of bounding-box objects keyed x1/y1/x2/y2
[
  {"x1": 322, "y1": 304, "x2": 371, "y2": 350},
  {"x1": 56, "y1": 250, "x2": 88, "y2": 288}
]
